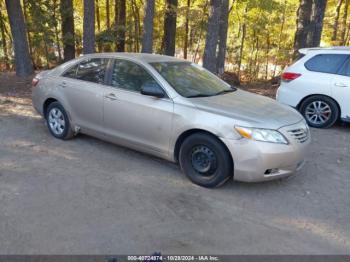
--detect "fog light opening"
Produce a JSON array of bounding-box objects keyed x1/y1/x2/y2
[{"x1": 265, "y1": 168, "x2": 279, "y2": 175}]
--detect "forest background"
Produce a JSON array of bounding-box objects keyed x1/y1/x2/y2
[{"x1": 0, "y1": 0, "x2": 346, "y2": 82}]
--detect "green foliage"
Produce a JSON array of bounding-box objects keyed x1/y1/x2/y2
[
  {"x1": 0, "y1": 0, "x2": 349, "y2": 79},
  {"x1": 24, "y1": 0, "x2": 60, "y2": 67}
]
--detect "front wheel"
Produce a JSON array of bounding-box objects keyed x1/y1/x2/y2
[
  {"x1": 179, "y1": 133, "x2": 233, "y2": 188},
  {"x1": 300, "y1": 95, "x2": 339, "y2": 128}
]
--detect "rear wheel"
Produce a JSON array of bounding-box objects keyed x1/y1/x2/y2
[
  {"x1": 46, "y1": 102, "x2": 74, "y2": 140},
  {"x1": 179, "y1": 133, "x2": 233, "y2": 188},
  {"x1": 300, "y1": 95, "x2": 339, "y2": 128}
]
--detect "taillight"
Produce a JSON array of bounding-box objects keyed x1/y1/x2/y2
[
  {"x1": 32, "y1": 77, "x2": 39, "y2": 87},
  {"x1": 281, "y1": 72, "x2": 301, "y2": 82}
]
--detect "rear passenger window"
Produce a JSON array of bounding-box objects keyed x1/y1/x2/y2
[
  {"x1": 63, "y1": 58, "x2": 109, "y2": 84},
  {"x1": 305, "y1": 54, "x2": 348, "y2": 74}
]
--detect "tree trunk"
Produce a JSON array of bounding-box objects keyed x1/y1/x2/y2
[
  {"x1": 340, "y1": 0, "x2": 350, "y2": 45},
  {"x1": 114, "y1": 0, "x2": 118, "y2": 33},
  {"x1": 217, "y1": 0, "x2": 230, "y2": 75},
  {"x1": 53, "y1": 0, "x2": 63, "y2": 62},
  {"x1": 203, "y1": 0, "x2": 221, "y2": 73},
  {"x1": 247, "y1": 29, "x2": 255, "y2": 79},
  {"x1": 96, "y1": 0, "x2": 103, "y2": 51},
  {"x1": 332, "y1": 0, "x2": 343, "y2": 41},
  {"x1": 106, "y1": 0, "x2": 110, "y2": 29},
  {"x1": 0, "y1": 6, "x2": 9, "y2": 69},
  {"x1": 96, "y1": 0, "x2": 101, "y2": 32},
  {"x1": 193, "y1": 2, "x2": 208, "y2": 63},
  {"x1": 22, "y1": 0, "x2": 35, "y2": 69},
  {"x1": 346, "y1": 26, "x2": 350, "y2": 45},
  {"x1": 83, "y1": 0, "x2": 95, "y2": 54},
  {"x1": 43, "y1": 38, "x2": 50, "y2": 68},
  {"x1": 237, "y1": 5, "x2": 248, "y2": 78},
  {"x1": 115, "y1": 0, "x2": 126, "y2": 52},
  {"x1": 193, "y1": 26, "x2": 203, "y2": 63},
  {"x1": 265, "y1": 33, "x2": 270, "y2": 80},
  {"x1": 136, "y1": 1, "x2": 141, "y2": 52},
  {"x1": 5, "y1": 0, "x2": 33, "y2": 76},
  {"x1": 183, "y1": 0, "x2": 190, "y2": 59},
  {"x1": 60, "y1": 0, "x2": 75, "y2": 61},
  {"x1": 141, "y1": 0, "x2": 155, "y2": 53},
  {"x1": 131, "y1": 0, "x2": 140, "y2": 52},
  {"x1": 307, "y1": 0, "x2": 327, "y2": 47},
  {"x1": 238, "y1": 23, "x2": 246, "y2": 78},
  {"x1": 293, "y1": 0, "x2": 313, "y2": 56},
  {"x1": 253, "y1": 36, "x2": 259, "y2": 80},
  {"x1": 273, "y1": 0, "x2": 287, "y2": 77},
  {"x1": 163, "y1": 0, "x2": 178, "y2": 56}
]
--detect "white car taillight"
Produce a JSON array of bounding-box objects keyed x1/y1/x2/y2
[
  {"x1": 281, "y1": 72, "x2": 302, "y2": 82},
  {"x1": 32, "y1": 77, "x2": 39, "y2": 87}
]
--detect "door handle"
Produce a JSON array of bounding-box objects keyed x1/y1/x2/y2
[
  {"x1": 59, "y1": 81, "x2": 67, "y2": 88},
  {"x1": 105, "y1": 93, "x2": 118, "y2": 100},
  {"x1": 334, "y1": 82, "x2": 348, "y2": 87}
]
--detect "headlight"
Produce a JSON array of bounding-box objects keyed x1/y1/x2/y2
[{"x1": 235, "y1": 126, "x2": 289, "y2": 144}]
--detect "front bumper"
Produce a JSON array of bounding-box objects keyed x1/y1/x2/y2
[{"x1": 221, "y1": 121, "x2": 310, "y2": 182}]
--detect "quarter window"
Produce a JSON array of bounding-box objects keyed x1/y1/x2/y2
[
  {"x1": 63, "y1": 58, "x2": 109, "y2": 84},
  {"x1": 338, "y1": 58, "x2": 350, "y2": 77},
  {"x1": 111, "y1": 59, "x2": 155, "y2": 92},
  {"x1": 63, "y1": 64, "x2": 78, "y2": 78},
  {"x1": 305, "y1": 54, "x2": 349, "y2": 74}
]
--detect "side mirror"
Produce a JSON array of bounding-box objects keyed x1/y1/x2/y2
[{"x1": 141, "y1": 81, "x2": 165, "y2": 98}]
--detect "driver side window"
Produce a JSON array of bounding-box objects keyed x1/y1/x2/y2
[{"x1": 110, "y1": 59, "x2": 155, "y2": 92}]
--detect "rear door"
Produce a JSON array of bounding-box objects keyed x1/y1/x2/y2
[
  {"x1": 302, "y1": 54, "x2": 349, "y2": 98},
  {"x1": 61, "y1": 58, "x2": 110, "y2": 133},
  {"x1": 102, "y1": 59, "x2": 174, "y2": 157},
  {"x1": 332, "y1": 57, "x2": 350, "y2": 120}
]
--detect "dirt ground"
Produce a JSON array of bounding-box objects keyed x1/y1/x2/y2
[{"x1": 0, "y1": 72, "x2": 350, "y2": 254}]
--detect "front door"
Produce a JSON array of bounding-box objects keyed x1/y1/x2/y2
[{"x1": 103, "y1": 59, "x2": 174, "y2": 157}]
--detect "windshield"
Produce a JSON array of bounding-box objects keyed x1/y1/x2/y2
[{"x1": 150, "y1": 62, "x2": 236, "y2": 98}]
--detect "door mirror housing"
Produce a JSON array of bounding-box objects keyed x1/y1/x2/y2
[{"x1": 141, "y1": 81, "x2": 165, "y2": 98}]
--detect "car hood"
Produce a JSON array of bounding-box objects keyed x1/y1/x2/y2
[{"x1": 189, "y1": 89, "x2": 303, "y2": 129}]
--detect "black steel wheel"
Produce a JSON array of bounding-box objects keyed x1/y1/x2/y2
[{"x1": 179, "y1": 133, "x2": 233, "y2": 188}]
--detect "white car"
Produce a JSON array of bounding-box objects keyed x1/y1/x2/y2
[{"x1": 277, "y1": 47, "x2": 350, "y2": 128}]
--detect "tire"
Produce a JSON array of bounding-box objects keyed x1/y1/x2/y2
[
  {"x1": 300, "y1": 95, "x2": 339, "y2": 128},
  {"x1": 45, "y1": 101, "x2": 74, "y2": 140},
  {"x1": 179, "y1": 133, "x2": 233, "y2": 188}
]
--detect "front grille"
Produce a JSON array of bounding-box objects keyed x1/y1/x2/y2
[{"x1": 288, "y1": 128, "x2": 309, "y2": 143}]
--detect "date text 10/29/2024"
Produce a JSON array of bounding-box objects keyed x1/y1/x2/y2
[{"x1": 127, "y1": 255, "x2": 220, "y2": 261}]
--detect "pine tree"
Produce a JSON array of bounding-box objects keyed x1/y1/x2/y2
[
  {"x1": 83, "y1": 0, "x2": 95, "y2": 54},
  {"x1": 203, "y1": 0, "x2": 221, "y2": 73},
  {"x1": 5, "y1": 0, "x2": 33, "y2": 76},
  {"x1": 141, "y1": 0, "x2": 155, "y2": 53}
]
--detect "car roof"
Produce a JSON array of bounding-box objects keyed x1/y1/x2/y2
[
  {"x1": 79, "y1": 52, "x2": 187, "y2": 63},
  {"x1": 299, "y1": 46, "x2": 350, "y2": 54},
  {"x1": 51, "y1": 52, "x2": 189, "y2": 77}
]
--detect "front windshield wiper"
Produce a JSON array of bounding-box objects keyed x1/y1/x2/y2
[
  {"x1": 214, "y1": 88, "x2": 237, "y2": 96},
  {"x1": 187, "y1": 87, "x2": 237, "y2": 98},
  {"x1": 186, "y1": 94, "x2": 213, "y2": 98}
]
